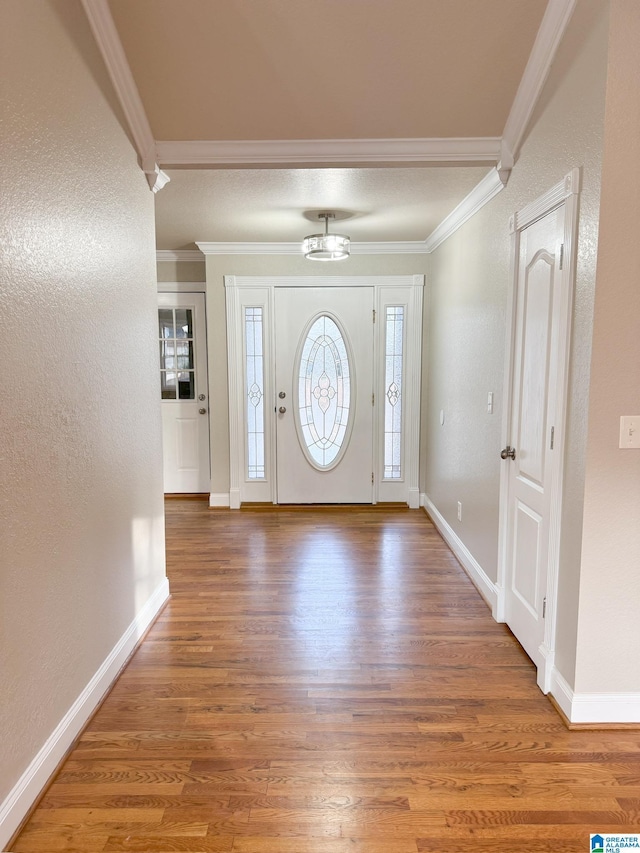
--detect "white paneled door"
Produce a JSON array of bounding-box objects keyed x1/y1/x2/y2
[
  {"x1": 158, "y1": 293, "x2": 210, "y2": 493},
  {"x1": 275, "y1": 287, "x2": 375, "y2": 503},
  {"x1": 502, "y1": 204, "x2": 566, "y2": 675}
]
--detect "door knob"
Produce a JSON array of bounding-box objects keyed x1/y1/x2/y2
[
  {"x1": 500, "y1": 446, "x2": 516, "y2": 460},
  {"x1": 279, "y1": 406, "x2": 286, "y2": 414},
  {"x1": 278, "y1": 391, "x2": 286, "y2": 399},
  {"x1": 199, "y1": 408, "x2": 207, "y2": 415}
]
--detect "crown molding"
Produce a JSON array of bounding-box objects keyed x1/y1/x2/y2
[
  {"x1": 352, "y1": 242, "x2": 429, "y2": 254},
  {"x1": 156, "y1": 250, "x2": 204, "y2": 262},
  {"x1": 156, "y1": 137, "x2": 501, "y2": 168},
  {"x1": 424, "y1": 167, "x2": 507, "y2": 253},
  {"x1": 197, "y1": 242, "x2": 301, "y2": 256},
  {"x1": 144, "y1": 164, "x2": 171, "y2": 193},
  {"x1": 502, "y1": 0, "x2": 578, "y2": 163},
  {"x1": 194, "y1": 241, "x2": 429, "y2": 256},
  {"x1": 80, "y1": 0, "x2": 169, "y2": 192}
]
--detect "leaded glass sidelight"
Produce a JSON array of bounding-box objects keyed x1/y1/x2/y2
[
  {"x1": 245, "y1": 307, "x2": 265, "y2": 479},
  {"x1": 384, "y1": 306, "x2": 404, "y2": 478},
  {"x1": 298, "y1": 314, "x2": 352, "y2": 469},
  {"x1": 158, "y1": 308, "x2": 195, "y2": 400}
]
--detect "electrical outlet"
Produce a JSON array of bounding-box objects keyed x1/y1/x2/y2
[
  {"x1": 620, "y1": 416, "x2": 640, "y2": 448},
  {"x1": 457, "y1": 501, "x2": 462, "y2": 522}
]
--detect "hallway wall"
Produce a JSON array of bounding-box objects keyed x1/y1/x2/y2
[
  {"x1": 575, "y1": 0, "x2": 640, "y2": 695},
  {"x1": 423, "y1": 0, "x2": 609, "y2": 689},
  {"x1": 0, "y1": 0, "x2": 167, "y2": 844},
  {"x1": 157, "y1": 259, "x2": 206, "y2": 283}
]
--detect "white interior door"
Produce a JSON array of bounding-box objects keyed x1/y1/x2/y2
[
  {"x1": 274, "y1": 287, "x2": 374, "y2": 503},
  {"x1": 502, "y1": 205, "x2": 565, "y2": 670},
  {"x1": 158, "y1": 293, "x2": 210, "y2": 493}
]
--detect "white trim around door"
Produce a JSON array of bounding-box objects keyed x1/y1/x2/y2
[
  {"x1": 496, "y1": 167, "x2": 580, "y2": 694},
  {"x1": 225, "y1": 276, "x2": 424, "y2": 508}
]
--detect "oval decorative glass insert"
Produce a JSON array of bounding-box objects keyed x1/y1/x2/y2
[{"x1": 297, "y1": 314, "x2": 352, "y2": 468}]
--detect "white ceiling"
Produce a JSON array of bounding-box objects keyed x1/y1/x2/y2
[
  {"x1": 87, "y1": 1, "x2": 561, "y2": 249},
  {"x1": 155, "y1": 166, "x2": 490, "y2": 248}
]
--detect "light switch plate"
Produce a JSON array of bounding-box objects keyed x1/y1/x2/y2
[
  {"x1": 487, "y1": 392, "x2": 494, "y2": 414},
  {"x1": 619, "y1": 416, "x2": 640, "y2": 448}
]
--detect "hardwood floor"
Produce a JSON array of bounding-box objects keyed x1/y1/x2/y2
[{"x1": 11, "y1": 501, "x2": 640, "y2": 852}]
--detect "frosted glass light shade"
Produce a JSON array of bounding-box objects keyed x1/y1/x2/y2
[{"x1": 302, "y1": 232, "x2": 350, "y2": 261}]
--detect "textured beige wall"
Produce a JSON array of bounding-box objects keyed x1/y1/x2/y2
[
  {"x1": 203, "y1": 254, "x2": 428, "y2": 495},
  {"x1": 0, "y1": 0, "x2": 166, "y2": 809},
  {"x1": 424, "y1": 0, "x2": 608, "y2": 687},
  {"x1": 575, "y1": 0, "x2": 640, "y2": 693},
  {"x1": 157, "y1": 259, "x2": 206, "y2": 282}
]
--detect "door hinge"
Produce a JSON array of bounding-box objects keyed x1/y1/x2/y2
[
  {"x1": 372, "y1": 472, "x2": 374, "y2": 485},
  {"x1": 372, "y1": 392, "x2": 375, "y2": 406},
  {"x1": 542, "y1": 596, "x2": 547, "y2": 618},
  {"x1": 373, "y1": 309, "x2": 376, "y2": 324},
  {"x1": 559, "y1": 243, "x2": 564, "y2": 270},
  {"x1": 550, "y1": 426, "x2": 555, "y2": 450}
]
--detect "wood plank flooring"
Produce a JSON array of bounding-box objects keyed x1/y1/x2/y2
[{"x1": 11, "y1": 501, "x2": 640, "y2": 852}]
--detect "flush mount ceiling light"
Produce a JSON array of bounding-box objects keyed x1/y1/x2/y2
[{"x1": 302, "y1": 212, "x2": 350, "y2": 261}]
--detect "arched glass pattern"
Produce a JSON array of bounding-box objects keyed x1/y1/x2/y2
[{"x1": 297, "y1": 314, "x2": 352, "y2": 468}]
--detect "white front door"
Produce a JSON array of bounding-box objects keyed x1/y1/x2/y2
[
  {"x1": 274, "y1": 287, "x2": 374, "y2": 503},
  {"x1": 225, "y1": 275, "x2": 424, "y2": 509},
  {"x1": 158, "y1": 293, "x2": 210, "y2": 493},
  {"x1": 502, "y1": 205, "x2": 566, "y2": 672}
]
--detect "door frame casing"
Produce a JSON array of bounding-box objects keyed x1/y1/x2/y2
[
  {"x1": 225, "y1": 275, "x2": 424, "y2": 508},
  {"x1": 496, "y1": 168, "x2": 581, "y2": 693}
]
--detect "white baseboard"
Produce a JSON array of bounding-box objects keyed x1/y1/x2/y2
[
  {"x1": 209, "y1": 492, "x2": 230, "y2": 508},
  {"x1": 549, "y1": 668, "x2": 574, "y2": 720},
  {"x1": 421, "y1": 493, "x2": 498, "y2": 613},
  {"x1": 408, "y1": 488, "x2": 420, "y2": 509},
  {"x1": 550, "y1": 669, "x2": 640, "y2": 724},
  {"x1": 0, "y1": 577, "x2": 170, "y2": 852}
]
